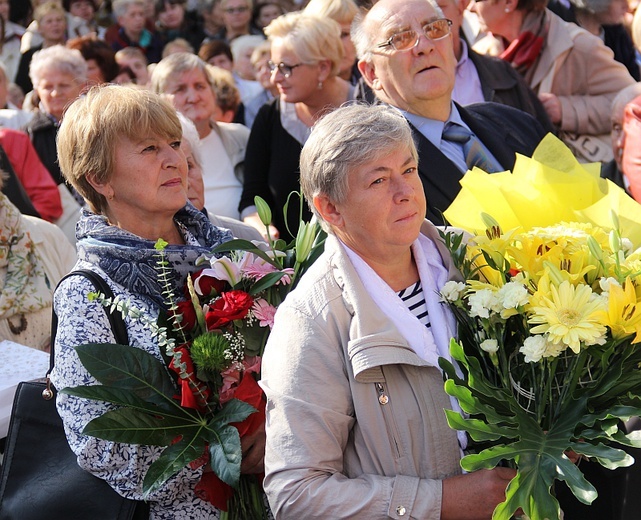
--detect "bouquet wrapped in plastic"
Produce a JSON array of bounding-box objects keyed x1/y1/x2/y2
[{"x1": 439, "y1": 134, "x2": 641, "y2": 520}]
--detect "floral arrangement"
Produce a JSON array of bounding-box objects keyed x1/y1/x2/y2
[
  {"x1": 61, "y1": 196, "x2": 324, "y2": 519},
  {"x1": 438, "y1": 134, "x2": 641, "y2": 520}
]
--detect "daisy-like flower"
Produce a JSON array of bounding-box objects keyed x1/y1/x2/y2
[
  {"x1": 252, "y1": 298, "x2": 277, "y2": 328},
  {"x1": 528, "y1": 280, "x2": 607, "y2": 353}
]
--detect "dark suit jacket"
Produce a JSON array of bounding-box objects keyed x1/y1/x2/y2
[
  {"x1": 468, "y1": 50, "x2": 554, "y2": 133},
  {"x1": 411, "y1": 102, "x2": 546, "y2": 225}
]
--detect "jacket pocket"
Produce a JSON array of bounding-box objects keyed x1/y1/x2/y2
[{"x1": 374, "y1": 380, "x2": 404, "y2": 460}]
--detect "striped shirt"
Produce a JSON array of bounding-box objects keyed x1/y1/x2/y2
[{"x1": 398, "y1": 281, "x2": 430, "y2": 328}]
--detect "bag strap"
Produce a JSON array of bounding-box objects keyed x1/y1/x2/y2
[{"x1": 49, "y1": 269, "x2": 129, "y2": 373}]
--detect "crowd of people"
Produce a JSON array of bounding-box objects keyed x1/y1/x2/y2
[{"x1": 1, "y1": 0, "x2": 641, "y2": 517}]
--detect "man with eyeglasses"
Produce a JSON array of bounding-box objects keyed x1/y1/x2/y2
[{"x1": 353, "y1": 0, "x2": 546, "y2": 226}]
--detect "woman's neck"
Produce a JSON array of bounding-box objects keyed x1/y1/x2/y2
[
  {"x1": 106, "y1": 211, "x2": 185, "y2": 245},
  {"x1": 295, "y1": 76, "x2": 350, "y2": 127},
  {"x1": 501, "y1": 9, "x2": 527, "y2": 44},
  {"x1": 196, "y1": 119, "x2": 213, "y2": 139}
]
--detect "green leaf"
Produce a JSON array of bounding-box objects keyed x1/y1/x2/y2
[
  {"x1": 208, "y1": 424, "x2": 243, "y2": 487},
  {"x1": 73, "y1": 343, "x2": 176, "y2": 406},
  {"x1": 209, "y1": 398, "x2": 256, "y2": 429},
  {"x1": 570, "y1": 442, "x2": 634, "y2": 469},
  {"x1": 143, "y1": 429, "x2": 206, "y2": 498},
  {"x1": 210, "y1": 239, "x2": 279, "y2": 267},
  {"x1": 249, "y1": 271, "x2": 286, "y2": 295},
  {"x1": 444, "y1": 410, "x2": 512, "y2": 442},
  {"x1": 82, "y1": 408, "x2": 201, "y2": 446},
  {"x1": 61, "y1": 385, "x2": 177, "y2": 416}
]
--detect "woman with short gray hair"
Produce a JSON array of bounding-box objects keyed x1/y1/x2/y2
[
  {"x1": 24, "y1": 45, "x2": 87, "y2": 189},
  {"x1": 261, "y1": 103, "x2": 515, "y2": 518}
]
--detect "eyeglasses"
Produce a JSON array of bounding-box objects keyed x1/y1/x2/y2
[
  {"x1": 268, "y1": 60, "x2": 303, "y2": 78},
  {"x1": 376, "y1": 18, "x2": 453, "y2": 52},
  {"x1": 224, "y1": 6, "x2": 249, "y2": 13}
]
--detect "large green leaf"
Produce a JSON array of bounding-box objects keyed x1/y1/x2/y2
[
  {"x1": 444, "y1": 410, "x2": 513, "y2": 442},
  {"x1": 143, "y1": 429, "x2": 206, "y2": 498},
  {"x1": 73, "y1": 343, "x2": 176, "y2": 406},
  {"x1": 61, "y1": 385, "x2": 177, "y2": 416},
  {"x1": 570, "y1": 442, "x2": 634, "y2": 469},
  {"x1": 208, "y1": 398, "x2": 257, "y2": 429},
  {"x1": 208, "y1": 424, "x2": 243, "y2": 487},
  {"x1": 82, "y1": 407, "x2": 202, "y2": 446}
]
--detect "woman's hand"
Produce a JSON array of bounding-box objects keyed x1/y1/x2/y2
[
  {"x1": 240, "y1": 422, "x2": 266, "y2": 474},
  {"x1": 243, "y1": 213, "x2": 280, "y2": 242},
  {"x1": 441, "y1": 467, "x2": 516, "y2": 520},
  {"x1": 539, "y1": 93, "x2": 562, "y2": 125}
]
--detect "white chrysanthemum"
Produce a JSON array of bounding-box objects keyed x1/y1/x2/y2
[
  {"x1": 468, "y1": 289, "x2": 501, "y2": 319},
  {"x1": 480, "y1": 339, "x2": 499, "y2": 353},
  {"x1": 497, "y1": 282, "x2": 529, "y2": 309},
  {"x1": 520, "y1": 335, "x2": 547, "y2": 363},
  {"x1": 441, "y1": 281, "x2": 467, "y2": 302},
  {"x1": 598, "y1": 277, "x2": 621, "y2": 294}
]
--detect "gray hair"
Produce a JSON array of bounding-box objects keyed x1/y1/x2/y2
[
  {"x1": 29, "y1": 45, "x2": 88, "y2": 87},
  {"x1": 352, "y1": 0, "x2": 444, "y2": 62},
  {"x1": 112, "y1": 0, "x2": 146, "y2": 18},
  {"x1": 300, "y1": 103, "x2": 417, "y2": 230},
  {"x1": 151, "y1": 52, "x2": 213, "y2": 94},
  {"x1": 178, "y1": 112, "x2": 202, "y2": 167},
  {"x1": 569, "y1": 0, "x2": 611, "y2": 14},
  {"x1": 230, "y1": 35, "x2": 265, "y2": 62}
]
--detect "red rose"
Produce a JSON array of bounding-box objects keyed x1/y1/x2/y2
[
  {"x1": 205, "y1": 290, "x2": 254, "y2": 330},
  {"x1": 192, "y1": 269, "x2": 228, "y2": 297},
  {"x1": 171, "y1": 300, "x2": 198, "y2": 331}
]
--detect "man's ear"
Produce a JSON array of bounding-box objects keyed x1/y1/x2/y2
[
  {"x1": 358, "y1": 59, "x2": 381, "y2": 91},
  {"x1": 313, "y1": 194, "x2": 344, "y2": 230},
  {"x1": 86, "y1": 172, "x2": 114, "y2": 200}
]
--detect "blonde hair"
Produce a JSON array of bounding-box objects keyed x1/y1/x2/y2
[
  {"x1": 265, "y1": 12, "x2": 343, "y2": 77},
  {"x1": 250, "y1": 39, "x2": 271, "y2": 67},
  {"x1": 57, "y1": 85, "x2": 182, "y2": 214},
  {"x1": 34, "y1": 1, "x2": 66, "y2": 23},
  {"x1": 303, "y1": 0, "x2": 358, "y2": 25}
]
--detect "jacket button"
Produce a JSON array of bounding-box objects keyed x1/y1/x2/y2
[
  {"x1": 378, "y1": 394, "x2": 389, "y2": 405},
  {"x1": 396, "y1": 505, "x2": 406, "y2": 516}
]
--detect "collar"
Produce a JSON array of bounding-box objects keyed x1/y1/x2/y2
[{"x1": 401, "y1": 102, "x2": 470, "y2": 149}]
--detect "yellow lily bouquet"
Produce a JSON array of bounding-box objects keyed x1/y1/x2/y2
[{"x1": 438, "y1": 134, "x2": 641, "y2": 520}]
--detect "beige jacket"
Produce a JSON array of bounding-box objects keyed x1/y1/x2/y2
[
  {"x1": 529, "y1": 10, "x2": 634, "y2": 135},
  {"x1": 261, "y1": 221, "x2": 463, "y2": 519}
]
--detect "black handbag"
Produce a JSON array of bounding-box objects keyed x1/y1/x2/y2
[{"x1": 0, "y1": 270, "x2": 150, "y2": 520}]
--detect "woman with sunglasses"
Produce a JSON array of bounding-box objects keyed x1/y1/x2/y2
[{"x1": 238, "y1": 11, "x2": 354, "y2": 242}]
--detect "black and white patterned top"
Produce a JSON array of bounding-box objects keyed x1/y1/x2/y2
[{"x1": 398, "y1": 280, "x2": 431, "y2": 328}]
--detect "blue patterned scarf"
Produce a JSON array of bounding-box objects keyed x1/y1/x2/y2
[{"x1": 76, "y1": 203, "x2": 232, "y2": 310}]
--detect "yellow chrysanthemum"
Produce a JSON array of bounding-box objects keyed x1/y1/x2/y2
[
  {"x1": 528, "y1": 280, "x2": 607, "y2": 353},
  {"x1": 601, "y1": 278, "x2": 641, "y2": 343}
]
